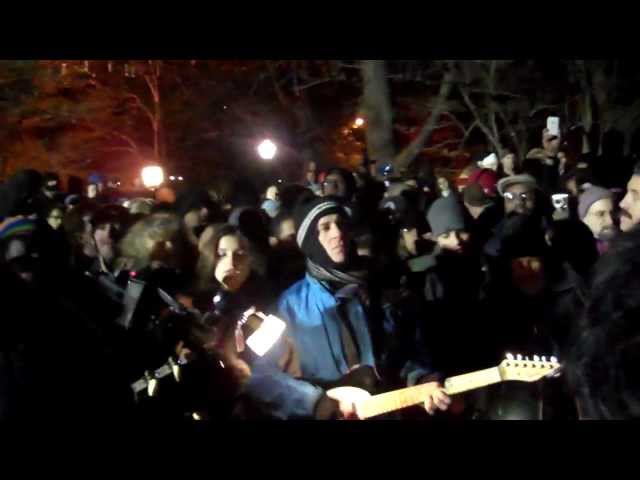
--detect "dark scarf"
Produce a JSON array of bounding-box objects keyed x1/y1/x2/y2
[{"x1": 306, "y1": 258, "x2": 368, "y2": 289}]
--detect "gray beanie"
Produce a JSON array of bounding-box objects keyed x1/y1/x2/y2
[
  {"x1": 578, "y1": 186, "x2": 613, "y2": 220},
  {"x1": 427, "y1": 196, "x2": 466, "y2": 237}
]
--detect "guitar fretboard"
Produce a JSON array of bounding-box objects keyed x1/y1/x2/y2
[{"x1": 356, "y1": 367, "x2": 502, "y2": 419}]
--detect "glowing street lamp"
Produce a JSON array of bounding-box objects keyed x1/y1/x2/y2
[
  {"x1": 257, "y1": 139, "x2": 277, "y2": 160},
  {"x1": 141, "y1": 165, "x2": 164, "y2": 189},
  {"x1": 353, "y1": 117, "x2": 365, "y2": 128}
]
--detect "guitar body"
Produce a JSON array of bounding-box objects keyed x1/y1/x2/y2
[{"x1": 310, "y1": 365, "x2": 380, "y2": 394}]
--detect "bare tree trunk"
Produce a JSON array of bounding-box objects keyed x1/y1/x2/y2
[
  {"x1": 144, "y1": 61, "x2": 164, "y2": 161},
  {"x1": 361, "y1": 60, "x2": 396, "y2": 168},
  {"x1": 576, "y1": 60, "x2": 598, "y2": 155}
]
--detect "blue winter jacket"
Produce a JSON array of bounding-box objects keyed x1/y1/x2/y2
[{"x1": 243, "y1": 273, "x2": 437, "y2": 419}]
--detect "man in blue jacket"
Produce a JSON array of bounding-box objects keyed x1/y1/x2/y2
[{"x1": 244, "y1": 196, "x2": 450, "y2": 419}]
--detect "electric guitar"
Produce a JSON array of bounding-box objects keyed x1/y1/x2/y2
[{"x1": 326, "y1": 354, "x2": 562, "y2": 419}]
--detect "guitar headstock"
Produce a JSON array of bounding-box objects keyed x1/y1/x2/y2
[{"x1": 498, "y1": 353, "x2": 562, "y2": 382}]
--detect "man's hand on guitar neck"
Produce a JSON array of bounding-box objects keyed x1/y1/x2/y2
[{"x1": 421, "y1": 382, "x2": 452, "y2": 415}]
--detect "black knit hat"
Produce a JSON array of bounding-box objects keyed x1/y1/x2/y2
[
  {"x1": 463, "y1": 183, "x2": 493, "y2": 207},
  {"x1": 0, "y1": 169, "x2": 43, "y2": 217},
  {"x1": 325, "y1": 168, "x2": 356, "y2": 200}
]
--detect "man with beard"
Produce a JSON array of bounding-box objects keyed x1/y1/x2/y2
[
  {"x1": 568, "y1": 227, "x2": 640, "y2": 419},
  {"x1": 619, "y1": 162, "x2": 640, "y2": 232},
  {"x1": 484, "y1": 174, "x2": 549, "y2": 258},
  {"x1": 480, "y1": 214, "x2": 583, "y2": 419},
  {"x1": 578, "y1": 186, "x2": 618, "y2": 255},
  {"x1": 243, "y1": 196, "x2": 450, "y2": 419},
  {"x1": 84, "y1": 205, "x2": 132, "y2": 306}
]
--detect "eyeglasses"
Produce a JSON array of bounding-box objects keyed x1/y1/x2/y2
[{"x1": 504, "y1": 191, "x2": 532, "y2": 202}]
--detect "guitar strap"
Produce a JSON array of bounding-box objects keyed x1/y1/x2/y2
[{"x1": 336, "y1": 301, "x2": 361, "y2": 369}]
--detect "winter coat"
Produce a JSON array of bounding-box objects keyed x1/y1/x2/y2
[
  {"x1": 405, "y1": 249, "x2": 491, "y2": 376},
  {"x1": 477, "y1": 260, "x2": 584, "y2": 419},
  {"x1": 243, "y1": 273, "x2": 438, "y2": 419}
]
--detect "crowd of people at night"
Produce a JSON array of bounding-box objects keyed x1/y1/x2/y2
[{"x1": 2, "y1": 126, "x2": 640, "y2": 423}]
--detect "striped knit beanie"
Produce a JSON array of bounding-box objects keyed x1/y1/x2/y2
[
  {"x1": 0, "y1": 217, "x2": 37, "y2": 242},
  {"x1": 293, "y1": 196, "x2": 348, "y2": 268}
]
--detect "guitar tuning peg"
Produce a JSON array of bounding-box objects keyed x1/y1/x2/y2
[
  {"x1": 541, "y1": 356, "x2": 547, "y2": 362},
  {"x1": 506, "y1": 353, "x2": 514, "y2": 360},
  {"x1": 516, "y1": 354, "x2": 523, "y2": 361},
  {"x1": 533, "y1": 355, "x2": 540, "y2": 362},
  {"x1": 145, "y1": 371, "x2": 158, "y2": 397},
  {"x1": 169, "y1": 357, "x2": 181, "y2": 383},
  {"x1": 550, "y1": 356, "x2": 558, "y2": 364}
]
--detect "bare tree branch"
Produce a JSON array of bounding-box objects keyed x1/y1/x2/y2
[
  {"x1": 460, "y1": 120, "x2": 479, "y2": 148},
  {"x1": 392, "y1": 70, "x2": 455, "y2": 171},
  {"x1": 529, "y1": 103, "x2": 564, "y2": 117},
  {"x1": 110, "y1": 131, "x2": 139, "y2": 151},
  {"x1": 265, "y1": 60, "x2": 290, "y2": 108},
  {"x1": 298, "y1": 78, "x2": 333, "y2": 91},
  {"x1": 459, "y1": 85, "x2": 503, "y2": 155},
  {"x1": 125, "y1": 94, "x2": 156, "y2": 129},
  {"x1": 338, "y1": 62, "x2": 362, "y2": 70},
  {"x1": 422, "y1": 139, "x2": 461, "y2": 150},
  {"x1": 104, "y1": 146, "x2": 138, "y2": 154},
  {"x1": 468, "y1": 89, "x2": 525, "y2": 99}
]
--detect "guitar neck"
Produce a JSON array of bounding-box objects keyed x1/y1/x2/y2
[{"x1": 356, "y1": 367, "x2": 503, "y2": 420}]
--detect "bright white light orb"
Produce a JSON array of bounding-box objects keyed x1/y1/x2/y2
[
  {"x1": 257, "y1": 139, "x2": 277, "y2": 160},
  {"x1": 141, "y1": 166, "x2": 164, "y2": 188}
]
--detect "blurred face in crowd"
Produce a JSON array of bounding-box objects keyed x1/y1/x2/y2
[
  {"x1": 437, "y1": 177, "x2": 450, "y2": 195},
  {"x1": 504, "y1": 184, "x2": 536, "y2": 215},
  {"x1": 501, "y1": 153, "x2": 516, "y2": 174},
  {"x1": 401, "y1": 227, "x2": 419, "y2": 256},
  {"x1": 619, "y1": 175, "x2": 640, "y2": 232},
  {"x1": 47, "y1": 208, "x2": 64, "y2": 231},
  {"x1": 43, "y1": 179, "x2": 60, "y2": 198},
  {"x1": 511, "y1": 256, "x2": 545, "y2": 296},
  {"x1": 81, "y1": 214, "x2": 97, "y2": 257},
  {"x1": 93, "y1": 221, "x2": 123, "y2": 264},
  {"x1": 183, "y1": 207, "x2": 210, "y2": 246},
  {"x1": 265, "y1": 186, "x2": 279, "y2": 202},
  {"x1": 4, "y1": 237, "x2": 38, "y2": 283},
  {"x1": 436, "y1": 230, "x2": 469, "y2": 253},
  {"x1": 323, "y1": 173, "x2": 346, "y2": 198},
  {"x1": 583, "y1": 198, "x2": 617, "y2": 240},
  {"x1": 317, "y1": 213, "x2": 349, "y2": 264},
  {"x1": 278, "y1": 218, "x2": 296, "y2": 245},
  {"x1": 87, "y1": 184, "x2": 100, "y2": 199},
  {"x1": 214, "y1": 234, "x2": 251, "y2": 292}
]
